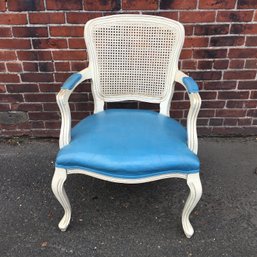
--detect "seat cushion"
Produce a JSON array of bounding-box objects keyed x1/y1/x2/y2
[{"x1": 56, "y1": 109, "x2": 200, "y2": 179}]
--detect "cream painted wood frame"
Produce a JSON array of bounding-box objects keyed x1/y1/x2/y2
[{"x1": 52, "y1": 15, "x2": 202, "y2": 238}]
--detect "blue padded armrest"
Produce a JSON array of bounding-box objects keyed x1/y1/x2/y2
[
  {"x1": 182, "y1": 77, "x2": 199, "y2": 94},
  {"x1": 61, "y1": 73, "x2": 82, "y2": 90}
]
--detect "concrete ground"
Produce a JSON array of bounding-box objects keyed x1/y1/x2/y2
[{"x1": 0, "y1": 137, "x2": 257, "y2": 257}]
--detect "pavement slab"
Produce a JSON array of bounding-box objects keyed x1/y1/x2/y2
[{"x1": 0, "y1": 137, "x2": 257, "y2": 257}]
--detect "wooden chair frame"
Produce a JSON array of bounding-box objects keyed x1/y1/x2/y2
[{"x1": 51, "y1": 15, "x2": 202, "y2": 238}]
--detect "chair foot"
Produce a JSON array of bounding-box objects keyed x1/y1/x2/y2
[
  {"x1": 51, "y1": 168, "x2": 71, "y2": 232},
  {"x1": 182, "y1": 173, "x2": 202, "y2": 238}
]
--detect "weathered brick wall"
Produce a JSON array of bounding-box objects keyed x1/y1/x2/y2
[{"x1": 0, "y1": 0, "x2": 257, "y2": 137}]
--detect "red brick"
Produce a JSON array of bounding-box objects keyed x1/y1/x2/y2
[
  {"x1": 11, "y1": 103, "x2": 43, "y2": 112},
  {"x1": 213, "y1": 60, "x2": 229, "y2": 70},
  {"x1": 224, "y1": 70, "x2": 256, "y2": 80},
  {"x1": 247, "y1": 110, "x2": 257, "y2": 117},
  {"x1": 0, "y1": 39, "x2": 31, "y2": 49},
  {"x1": 160, "y1": 0, "x2": 197, "y2": 9},
  {"x1": 29, "y1": 112, "x2": 59, "y2": 120},
  {"x1": 0, "y1": 84, "x2": 6, "y2": 92},
  {"x1": 245, "y1": 60, "x2": 257, "y2": 69},
  {"x1": 71, "y1": 62, "x2": 87, "y2": 71},
  {"x1": 0, "y1": 28, "x2": 12, "y2": 37},
  {"x1": 45, "y1": 121, "x2": 61, "y2": 129},
  {"x1": 218, "y1": 91, "x2": 249, "y2": 99},
  {"x1": 24, "y1": 93, "x2": 56, "y2": 102},
  {"x1": 29, "y1": 13, "x2": 65, "y2": 24},
  {"x1": 12, "y1": 27, "x2": 48, "y2": 38},
  {"x1": 201, "y1": 101, "x2": 225, "y2": 109},
  {"x1": 32, "y1": 39, "x2": 67, "y2": 49},
  {"x1": 180, "y1": 49, "x2": 192, "y2": 59},
  {"x1": 23, "y1": 62, "x2": 38, "y2": 72},
  {"x1": 46, "y1": 0, "x2": 82, "y2": 10},
  {"x1": 0, "y1": 63, "x2": 5, "y2": 72},
  {"x1": 217, "y1": 110, "x2": 246, "y2": 117},
  {"x1": 193, "y1": 49, "x2": 227, "y2": 59},
  {"x1": 0, "y1": 104, "x2": 10, "y2": 111},
  {"x1": 189, "y1": 71, "x2": 222, "y2": 80},
  {"x1": 52, "y1": 50, "x2": 87, "y2": 60},
  {"x1": 229, "y1": 60, "x2": 244, "y2": 69},
  {"x1": 204, "y1": 81, "x2": 236, "y2": 90},
  {"x1": 238, "y1": 118, "x2": 252, "y2": 126},
  {"x1": 122, "y1": 0, "x2": 157, "y2": 10},
  {"x1": 39, "y1": 83, "x2": 60, "y2": 92},
  {"x1": 199, "y1": 91, "x2": 217, "y2": 99},
  {"x1": 17, "y1": 51, "x2": 52, "y2": 61},
  {"x1": 55, "y1": 62, "x2": 70, "y2": 71},
  {"x1": 157, "y1": 12, "x2": 178, "y2": 20},
  {"x1": 0, "y1": 0, "x2": 6, "y2": 11},
  {"x1": 6, "y1": 63, "x2": 23, "y2": 72},
  {"x1": 184, "y1": 25, "x2": 194, "y2": 36},
  {"x1": 0, "y1": 74, "x2": 19, "y2": 83},
  {"x1": 228, "y1": 49, "x2": 257, "y2": 58},
  {"x1": 195, "y1": 25, "x2": 229, "y2": 35},
  {"x1": 198, "y1": 110, "x2": 215, "y2": 118},
  {"x1": 6, "y1": 84, "x2": 39, "y2": 93},
  {"x1": 50, "y1": 26, "x2": 84, "y2": 37},
  {"x1": 85, "y1": 0, "x2": 120, "y2": 10},
  {"x1": 224, "y1": 119, "x2": 238, "y2": 126},
  {"x1": 184, "y1": 37, "x2": 209, "y2": 48},
  {"x1": 8, "y1": 0, "x2": 44, "y2": 11},
  {"x1": 0, "y1": 94, "x2": 23, "y2": 103},
  {"x1": 238, "y1": 0, "x2": 257, "y2": 9},
  {"x1": 199, "y1": 0, "x2": 236, "y2": 9},
  {"x1": 238, "y1": 81, "x2": 257, "y2": 89},
  {"x1": 245, "y1": 36, "x2": 257, "y2": 46},
  {"x1": 245, "y1": 101, "x2": 257, "y2": 108},
  {"x1": 66, "y1": 12, "x2": 101, "y2": 24},
  {"x1": 43, "y1": 103, "x2": 61, "y2": 111},
  {"x1": 250, "y1": 91, "x2": 257, "y2": 99},
  {"x1": 231, "y1": 24, "x2": 257, "y2": 34},
  {"x1": 0, "y1": 14, "x2": 27, "y2": 25},
  {"x1": 54, "y1": 73, "x2": 72, "y2": 83},
  {"x1": 30, "y1": 121, "x2": 45, "y2": 129},
  {"x1": 182, "y1": 60, "x2": 197, "y2": 70},
  {"x1": 226, "y1": 101, "x2": 244, "y2": 108},
  {"x1": 217, "y1": 11, "x2": 253, "y2": 22},
  {"x1": 180, "y1": 11, "x2": 215, "y2": 23},
  {"x1": 209, "y1": 118, "x2": 223, "y2": 126},
  {"x1": 68, "y1": 38, "x2": 86, "y2": 49},
  {"x1": 21, "y1": 73, "x2": 54, "y2": 82},
  {"x1": 210, "y1": 36, "x2": 244, "y2": 47},
  {"x1": 198, "y1": 61, "x2": 213, "y2": 70},
  {"x1": 38, "y1": 62, "x2": 54, "y2": 72}
]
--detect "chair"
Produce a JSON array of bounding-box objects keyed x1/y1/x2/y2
[{"x1": 51, "y1": 14, "x2": 202, "y2": 238}]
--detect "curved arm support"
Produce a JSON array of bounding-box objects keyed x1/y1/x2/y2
[
  {"x1": 57, "y1": 67, "x2": 92, "y2": 148},
  {"x1": 175, "y1": 70, "x2": 201, "y2": 154}
]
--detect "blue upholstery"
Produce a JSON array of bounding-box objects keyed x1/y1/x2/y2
[
  {"x1": 56, "y1": 109, "x2": 200, "y2": 179},
  {"x1": 182, "y1": 77, "x2": 199, "y2": 93},
  {"x1": 62, "y1": 73, "x2": 82, "y2": 90}
]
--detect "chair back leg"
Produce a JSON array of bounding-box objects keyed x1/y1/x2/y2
[
  {"x1": 182, "y1": 173, "x2": 202, "y2": 238},
  {"x1": 51, "y1": 168, "x2": 71, "y2": 231}
]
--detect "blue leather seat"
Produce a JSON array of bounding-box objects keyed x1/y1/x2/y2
[{"x1": 56, "y1": 109, "x2": 200, "y2": 179}]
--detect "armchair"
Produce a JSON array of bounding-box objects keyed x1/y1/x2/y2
[{"x1": 51, "y1": 14, "x2": 202, "y2": 238}]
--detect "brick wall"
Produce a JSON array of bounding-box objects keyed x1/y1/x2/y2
[{"x1": 0, "y1": 0, "x2": 257, "y2": 137}]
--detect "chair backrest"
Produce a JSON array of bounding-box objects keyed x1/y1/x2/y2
[{"x1": 84, "y1": 14, "x2": 184, "y2": 107}]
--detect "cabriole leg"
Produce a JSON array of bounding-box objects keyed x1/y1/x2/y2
[
  {"x1": 182, "y1": 173, "x2": 202, "y2": 238},
  {"x1": 51, "y1": 168, "x2": 71, "y2": 231}
]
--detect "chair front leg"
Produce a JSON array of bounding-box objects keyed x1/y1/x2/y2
[
  {"x1": 182, "y1": 173, "x2": 202, "y2": 238},
  {"x1": 51, "y1": 168, "x2": 71, "y2": 231}
]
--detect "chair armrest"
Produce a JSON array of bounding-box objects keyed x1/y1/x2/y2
[
  {"x1": 175, "y1": 70, "x2": 201, "y2": 154},
  {"x1": 57, "y1": 67, "x2": 92, "y2": 148}
]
